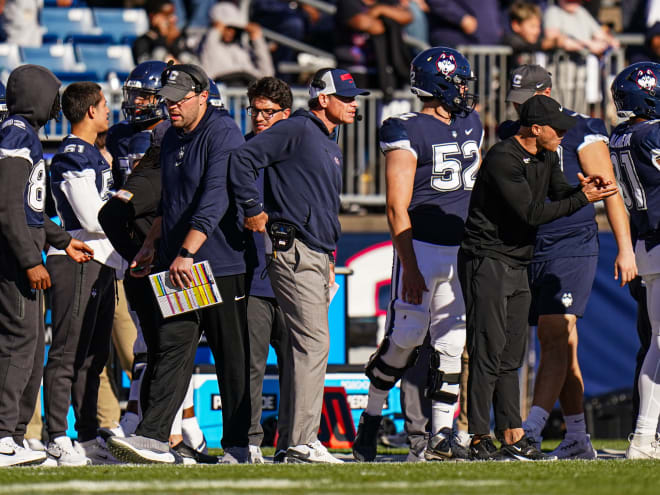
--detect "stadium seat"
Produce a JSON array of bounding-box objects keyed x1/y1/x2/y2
[
  {"x1": 21, "y1": 44, "x2": 84, "y2": 73},
  {"x1": 0, "y1": 43, "x2": 21, "y2": 72},
  {"x1": 66, "y1": 34, "x2": 115, "y2": 45},
  {"x1": 40, "y1": 7, "x2": 99, "y2": 42},
  {"x1": 75, "y1": 44, "x2": 134, "y2": 80},
  {"x1": 92, "y1": 8, "x2": 149, "y2": 43}
]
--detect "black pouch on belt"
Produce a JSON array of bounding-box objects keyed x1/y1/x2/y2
[{"x1": 268, "y1": 221, "x2": 296, "y2": 251}]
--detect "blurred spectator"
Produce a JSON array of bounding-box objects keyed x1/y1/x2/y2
[
  {"x1": 621, "y1": 0, "x2": 646, "y2": 33},
  {"x1": 426, "y1": 0, "x2": 502, "y2": 48},
  {"x1": 544, "y1": 0, "x2": 620, "y2": 57},
  {"x1": 334, "y1": 0, "x2": 412, "y2": 100},
  {"x1": 199, "y1": 2, "x2": 274, "y2": 86},
  {"x1": 0, "y1": 0, "x2": 43, "y2": 47},
  {"x1": 184, "y1": 0, "x2": 217, "y2": 28},
  {"x1": 631, "y1": 21, "x2": 660, "y2": 64},
  {"x1": 403, "y1": 0, "x2": 430, "y2": 46},
  {"x1": 132, "y1": 0, "x2": 198, "y2": 64},
  {"x1": 503, "y1": 1, "x2": 554, "y2": 66}
]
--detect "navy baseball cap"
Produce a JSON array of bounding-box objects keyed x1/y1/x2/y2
[
  {"x1": 309, "y1": 69, "x2": 370, "y2": 98},
  {"x1": 519, "y1": 95, "x2": 576, "y2": 131}
]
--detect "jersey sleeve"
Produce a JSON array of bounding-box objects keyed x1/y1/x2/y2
[
  {"x1": 0, "y1": 119, "x2": 35, "y2": 165},
  {"x1": 576, "y1": 117, "x2": 609, "y2": 152},
  {"x1": 379, "y1": 116, "x2": 418, "y2": 159},
  {"x1": 128, "y1": 131, "x2": 152, "y2": 165}
]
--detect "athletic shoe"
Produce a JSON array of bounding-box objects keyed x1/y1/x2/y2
[
  {"x1": 522, "y1": 423, "x2": 543, "y2": 451},
  {"x1": 551, "y1": 434, "x2": 597, "y2": 460},
  {"x1": 219, "y1": 446, "x2": 249, "y2": 464},
  {"x1": 352, "y1": 412, "x2": 382, "y2": 462},
  {"x1": 46, "y1": 437, "x2": 91, "y2": 466},
  {"x1": 501, "y1": 436, "x2": 557, "y2": 461},
  {"x1": 25, "y1": 438, "x2": 46, "y2": 451},
  {"x1": 469, "y1": 435, "x2": 504, "y2": 461},
  {"x1": 77, "y1": 438, "x2": 122, "y2": 465},
  {"x1": 626, "y1": 433, "x2": 660, "y2": 459},
  {"x1": 23, "y1": 440, "x2": 56, "y2": 467},
  {"x1": 0, "y1": 437, "x2": 46, "y2": 467},
  {"x1": 425, "y1": 429, "x2": 455, "y2": 461},
  {"x1": 273, "y1": 449, "x2": 287, "y2": 463},
  {"x1": 286, "y1": 440, "x2": 343, "y2": 464},
  {"x1": 171, "y1": 441, "x2": 218, "y2": 464},
  {"x1": 107, "y1": 435, "x2": 182, "y2": 464},
  {"x1": 248, "y1": 445, "x2": 265, "y2": 464},
  {"x1": 406, "y1": 446, "x2": 427, "y2": 462}
]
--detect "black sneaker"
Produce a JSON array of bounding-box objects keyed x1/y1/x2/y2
[
  {"x1": 171, "y1": 441, "x2": 219, "y2": 464},
  {"x1": 425, "y1": 430, "x2": 453, "y2": 461},
  {"x1": 500, "y1": 436, "x2": 557, "y2": 461},
  {"x1": 469, "y1": 435, "x2": 503, "y2": 461},
  {"x1": 352, "y1": 412, "x2": 382, "y2": 462},
  {"x1": 273, "y1": 449, "x2": 287, "y2": 463}
]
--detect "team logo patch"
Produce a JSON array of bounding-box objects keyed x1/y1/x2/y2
[
  {"x1": 634, "y1": 69, "x2": 657, "y2": 91},
  {"x1": 340, "y1": 73, "x2": 354, "y2": 83},
  {"x1": 561, "y1": 292, "x2": 573, "y2": 308},
  {"x1": 334, "y1": 156, "x2": 341, "y2": 166},
  {"x1": 436, "y1": 53, "x2": 457, "y2": 76}
]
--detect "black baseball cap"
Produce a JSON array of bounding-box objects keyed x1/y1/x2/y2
[
  {"x1": 519, "y1": 95, "x2": 576, "y2": 131},
  {"x1": 507, "y1": 65, "x2": 552, "y2": 104},
  {"x1": 158, "y1": 64, "x2": 210, "y2": 102}
]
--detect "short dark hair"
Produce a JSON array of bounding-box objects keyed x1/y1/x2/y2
[
  {"x1": 247, "y1": 77, "x2": 293, "y2": 109},
  {"x1": 509, "y1": 1, "x2": 541, "y2": 23},
  {"x1": 62, "y1": 82, "x2": 102, "y2": 124},
  {"x1": 146, "y1": 0, "x2": 173, "y2": 16}
]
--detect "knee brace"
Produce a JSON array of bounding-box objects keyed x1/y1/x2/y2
[
  {"x1": 365, "y1": 337, "x2": 420, "y2": 391},
  {"x1": 425, "y1": 350, "x2": 461, "y2": 403}
]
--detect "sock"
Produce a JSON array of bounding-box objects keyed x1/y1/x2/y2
[
  {"x1": 564, "y1": 413, "x2": 586, "y2": 437},
  {"x1": 431, "y1": 389, "x2": 459, "y2": 436},
  {"x1": 182, "y1": 417, "x2": 206, "y2": 453},
  {"x1": 170, "y1": 401, "x2": 184, "y2": 436},
  {"x1": 634, "y1": 414, "x2": 658, "y2": 439},
  {"x1": 119, "y1": 411, "x2": 139, "y2": 436},
  {"x1": 524, "y1": 405, "x2": 549, "y2": 436},
  {"x1": 364, "y1": 385, "x2": 389, "y2": 416},
  {"x1": 182, "y1": 380, "x2": 194, "y2": 409}
]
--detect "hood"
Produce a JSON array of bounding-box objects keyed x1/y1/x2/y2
[{"x1": 6, "y1": 65, "x2": 61, "y2": 130}]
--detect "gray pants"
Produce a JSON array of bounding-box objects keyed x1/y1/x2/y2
[
  {"x1": 400, "y1": 340, "x2": 432, "y2": 455},
  {"x1": 247, "y1": 295, "x2": 291, "y2": 451},
  {"x1": 268, "y1": 239, "x2": 330, "y2": 447},
  {"x1": 43, "y1": 256, "x2": 115, "y2": 442},
  {"x1": 0, "y1": 252, "x2": 45, "y2": 442}
]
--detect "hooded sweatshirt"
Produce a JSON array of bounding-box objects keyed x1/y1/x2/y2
[{"x1": 0, "y1": 65, "x2": 71, "y2": 270}]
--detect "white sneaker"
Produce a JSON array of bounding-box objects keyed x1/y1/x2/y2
[
  {"x1": 551, "y1": 434, "x2": 597, "y2": 460},
  {"x1": 78, "y1": 439, "x2": 122, "y2": 465},
  {"x1": 22, "y1": 440, "x2": 56, "y2": 467},
  {"x1": 626, "y1": 433, "x2": 660, "y2": 459},
  {"x1": 0, "y1": 437, "x2": 46, "y2": 467},
  {"x1": 248, "y1": 445, "x2": 264, "y2": 464},
  {"x1": 47, "y1": 437, "x2": 91, "y2": 466},
  {"x1": 453, "y1": 430, "x2": 471, "y2": 449},
  {"x1": 285, "y1": 440, "x2": 343, "y2": 464},
  {"x1": 25, "y1": 438, "x2": 46, "y2": 451}
]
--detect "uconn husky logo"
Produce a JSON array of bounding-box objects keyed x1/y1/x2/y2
[
  {"x1": 634, "y1": 69, "x2": 657, "y2": 91},
  {"x1": 436, "y1": 53, "x2": 457, "y2": 76}
]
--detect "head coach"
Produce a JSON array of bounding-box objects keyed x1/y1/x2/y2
[
  {"x1": 230, "y1": 68, "x2": 368, "y2": 463},
  {"x1": 457, "y1": 95, "x2": 619, "y2": 461}
]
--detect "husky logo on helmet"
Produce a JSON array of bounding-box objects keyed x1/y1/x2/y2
[
  {"x1": 634, "y1": 69, "x2": 657, "y2": 91},
  {"x1": 436, "y1": 52, "x2": 457, "y2": 76}
]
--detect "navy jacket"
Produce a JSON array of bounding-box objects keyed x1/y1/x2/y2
[
  {"x1": 159, "y1": 105, "x2": 246, "y2": 276},
  {"x1": 230, "y1": 109, "x2": 342, "y2": 258}
]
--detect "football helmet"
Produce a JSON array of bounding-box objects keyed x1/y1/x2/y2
[
  {"x1": 410, "y1": 46, "x2": 477, "y2": 116},
  {"x1": 122, "y1": 60, "x2": 168, "y2": 124},
  {"x1": 611, "y1": 62, "x2": 660, "y2": 119},
  {"x1": 208, "y1": 79, "x2": 223, "y2": 108},
  {"x1": 0, "y1": 81, "x2": 7, "y2": 122}
]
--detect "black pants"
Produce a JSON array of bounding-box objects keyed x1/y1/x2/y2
[
  {"x1": 458, "y1": 251, "x2": 530, "y2": 436},
  {"x1": 0, "y1": 253, "x2": 44, "y2": 442},
  {"x1": 246, "y1": 295, "x2": 290, "y2": 450},
  {"x1": 43, "y1": 256, "x2": 116, "y2": 442},
  {"x1": 136, "y1": 273, "x2": 251, "y2": 448}
]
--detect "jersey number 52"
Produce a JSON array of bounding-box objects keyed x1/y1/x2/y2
[{"x1": 431, "y1": 141, "x2": 480, "y2": 192}]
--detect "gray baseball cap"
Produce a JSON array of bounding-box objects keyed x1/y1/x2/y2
[
  {"x1": 507, "y1": 65, "x2": 552, "y2": 104},
  {"x1": 157, "y1": 64, "x2": 210, "y2": 102}
]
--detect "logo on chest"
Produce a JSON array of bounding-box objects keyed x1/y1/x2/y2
[{"x1": 175, "y1": 147, "x2": 185, "y2": 167}]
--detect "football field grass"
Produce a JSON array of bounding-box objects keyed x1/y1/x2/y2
[{"x1": 0, "y1": 440, "x2": 655, "y2": 495}]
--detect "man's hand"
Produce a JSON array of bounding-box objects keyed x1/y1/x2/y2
[
  {"x1": 65, "y1": 238, "x2": 94, "y2": 264},
  {"x1": 244, "y1": 211, "x2": 268, "y2": 232},
  {"x1": 401, "y1": 265, "x2": 428, "y2": 305},
  {"x1": 577, "y1": 172, "x2": 611, "y2": 188},
  {"x1": 581, "y1": 179, "x2": 619, "y2": 203},
  {"x1": 460, "y1": 14, "x2": 477, "y2": 35},
  {"x1": 130, "y1": 244, "x2": 155, "y2": 278},
  {"x1": 169, "y1": 256, "x2": 194, "y2": 289},
  {"x1": 245, "y1": 22, "x2": 263, "y2": 40},
  {"x1": 614, "y1": 249, "x2": 637, "y2": 287},
  {"x1": 26, "y1": 264, "x2": 51, "y2": 290},
  {"x1": 329, "y1": 262, "x2": 335, "y2": 287}
]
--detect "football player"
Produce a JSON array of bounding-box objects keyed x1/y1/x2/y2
[
  {"x1": 499, "y1": 65, "x2": 636, "y2": 460},
  {"x1": 610, "y1": 62, "x2": 660, "y2": 459},
  {"x1": 352, "y1": 47, "x2": 482, "y2": 462}
]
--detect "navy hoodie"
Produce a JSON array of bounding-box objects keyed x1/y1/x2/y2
[
  {"x1": 159, "y1": 105, "x2": 246, "y2": 276},
  {"x1": 230, "y1": 109, "x2": 342, "y2": 257}
]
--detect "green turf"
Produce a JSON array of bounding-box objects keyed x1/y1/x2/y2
[{"x1": 0, "y1": 439, "x2": 654, "y2": 495}]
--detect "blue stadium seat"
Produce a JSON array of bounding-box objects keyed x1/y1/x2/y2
[
  {"x1": 66, "y1": 34, "x2": 114, "y2": 45},
  {"x1": 21, "y1": 44, "x2": 83, "y2": 73},
  {"x1": 75, "y1": 44, "x2": 134, "y2": 80},
  {"x1": 93, "y1": 8, "x2": 149, "y2": 43},
  {"x1": 54, "y1": 71, "x2": 99, "y2": 84},
  {"x1": 40, "y1": 7, "x2": 99, "y2": 42},
  {"x1": 0, "y1": 43, "x2": 21, "y2": 72}
]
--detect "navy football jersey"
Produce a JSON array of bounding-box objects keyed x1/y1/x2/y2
[
  {"x1": 610, "y1": 119, "x2": 660, "y2": 236},
  {"x1": 379, "y1": 110, "x2": 483, "y2": 244},
  {"x1": 0, "y1": 115, "x2": 46, "y2": 227},
  {"x1": 107, "y1": 120, "x2": 151, "y2": 179},
  {"x1": 50, "y1": 136, "x2": 114, "y2": 231}
]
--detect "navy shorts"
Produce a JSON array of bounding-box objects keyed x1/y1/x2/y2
[{"x1": 527, "y1": 255, "x2": 598, "y2": 325}]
